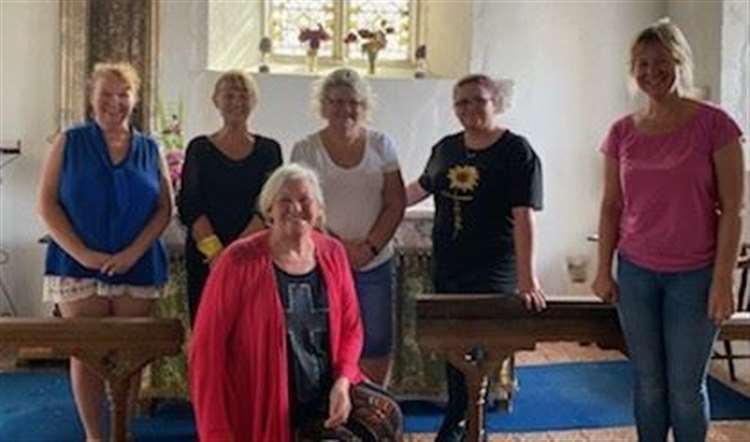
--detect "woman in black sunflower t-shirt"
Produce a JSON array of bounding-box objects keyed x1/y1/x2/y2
[{"x1": 405, "y1": 74, "x2": 545, "y2": 442}]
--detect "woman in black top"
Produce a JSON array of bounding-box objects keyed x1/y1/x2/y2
[
  {"x1": 405, "y1": 74, "x2": 546, "y2": 442},
  {"x1": 178, "y1": 71, "x2": 282, "y2": 323}
]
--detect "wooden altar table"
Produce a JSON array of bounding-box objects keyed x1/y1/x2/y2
[
  {"x1": 416, "y1": 294, "x2": 750, "y2": 442},
  {"x1": 0, "y1": 317, "x2": 184, "y2": 442}
]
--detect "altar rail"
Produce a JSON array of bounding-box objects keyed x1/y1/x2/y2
[{"x1": 0, "y1": 318, "x2": 184, "y2": 442}]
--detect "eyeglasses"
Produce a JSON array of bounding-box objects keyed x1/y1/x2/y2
[
  {"x1": 454, "y1": 97, "x2": 492, "y2": 108},
  {"x1": 325, "y1": 97, "x2": 365, "y2": 108}
]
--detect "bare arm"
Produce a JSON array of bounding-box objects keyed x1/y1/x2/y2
[
  {"x1": 346, "y1": 170, "x2": 406, "y2": 269},
  {"x1": 708, "y1": 139, "x2": 745, "y2": 325},
  {"x1": 592, "y1": 156, "x2": 623, "y2": 303},
  {"x1": 512, "y1": 207, "x2": 545, "y2": 311},
  {"x1": 37, "y1": 134, "x2": 111, "y2": 270},
  {"x1": 405, "y1": 180, "x2": 429, "y2": 206},
  {"x1": 101, "y1": 151, "x2": 174, "y2": 275}
]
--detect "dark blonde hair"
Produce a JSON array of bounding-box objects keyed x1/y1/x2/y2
[
  {"x1": 454, "y1": 74, "x2": 514, "y2": 113},
  {"x1": 90, "y1": 62, "x2": 141, "y2": 96},
  {"x1": 212, "y1": 70, "x2": 258, "y2": 108},
  {"x1": 629, "y1": 18, "x2": 695, "y2": 96}
]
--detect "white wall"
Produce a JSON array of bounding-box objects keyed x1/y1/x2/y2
[
  {"x1": 0, "y1": 0, "x2": 60, "y2": 316},
  {"x1": 667, "y1": 0, "x2": 723, "y2": 101},
  {"x1": 469, "y1": 1, "x2": 664, "y2": 293}
]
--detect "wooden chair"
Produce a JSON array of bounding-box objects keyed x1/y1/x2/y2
[{"x1": 714, "y1": 244, "x2": 750, "y2": 381}]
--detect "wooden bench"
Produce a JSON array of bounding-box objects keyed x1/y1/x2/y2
[
  {"x1": 416, "y1": 294, "x2": 750, "y2": 442},
  {"x1": 0, "y1": 317, "x2": 183, "y2": 442}
]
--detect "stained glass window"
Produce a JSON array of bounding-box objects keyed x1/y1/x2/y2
[{"x1": 266, "y1": 0, "x2": 416, "y2": 63}]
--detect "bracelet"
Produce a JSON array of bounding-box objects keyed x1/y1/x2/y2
[
  {"x1": 197, "y1": 234, "x2": 224, "y2": 261},
  {"x1": 365, "y1": 239, "x2": 380, "y2": 256}
]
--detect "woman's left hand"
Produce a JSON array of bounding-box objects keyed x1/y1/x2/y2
[
  {"x1": 324, "y1": 377, "x2": 352, "y2": 429},
  {"x1": 708, "y1": 278, "x2": 735, "y2": 326},
  {"x1": 517, "y1": 277, "x2": 546, "y2": 312},
  {"x1": 100, "y1": 248, "x2": 141, "y2": 276}
]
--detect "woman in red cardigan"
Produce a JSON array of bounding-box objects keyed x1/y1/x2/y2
[{"x1": 190, "y1": 163, "x2": 402, "y2": 441}]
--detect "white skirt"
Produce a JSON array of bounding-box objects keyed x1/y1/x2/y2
[{"x1": 43, "y1": 276, "x2": 163, "y2": 303}]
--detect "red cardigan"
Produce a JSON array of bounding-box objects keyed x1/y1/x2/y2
[{"x1": 189, "y1": 230, "x2": 364, "y2": 441}]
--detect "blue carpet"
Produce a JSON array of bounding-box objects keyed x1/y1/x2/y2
[
  {"x1": 402, "y1": 360, "x2": 750, "y2": 433},
  {"x1": 1, "y1": 361, "x2": 750, "y2": 440}
]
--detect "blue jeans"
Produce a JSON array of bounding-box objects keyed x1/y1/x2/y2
[
  {"x1": 617, "y1": 255, "x2": 718, "y2": 442},
  {"x1": 354, "y1": 259, "x2": 394, "y2": 358}
]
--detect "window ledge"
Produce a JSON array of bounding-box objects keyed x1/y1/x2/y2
[{"x1": 251, "y1": 63, "x2": 435, "y2": 80}]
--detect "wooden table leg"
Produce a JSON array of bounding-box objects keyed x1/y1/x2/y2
[{"x1": 447, "y1": 349, "x2": 507, "y2": 442}]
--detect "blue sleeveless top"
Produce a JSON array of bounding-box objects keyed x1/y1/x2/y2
[{"x1": 44, "y1": 121, "x2": 168, "y2": 286}]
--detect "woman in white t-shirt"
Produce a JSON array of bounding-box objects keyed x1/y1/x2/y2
[{"x1": 291, "y1": 68, "x2": 406, "y2": 385}]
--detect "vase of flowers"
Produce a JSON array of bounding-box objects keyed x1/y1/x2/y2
[
  {"x1": 347, "y1": 20, "x2": 395, "y2": 75},
  {"x1": 299, "y1": 24, "x2": 330, "y2": 73},
  {"x1": 414, "y1": 44, "x2": 428, "y2": 78}
]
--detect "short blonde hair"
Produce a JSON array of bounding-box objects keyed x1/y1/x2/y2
[
  {"x1": 454, "y1": 74, "x2": 515, "y2": 114},
  {"x1": 90, "y1": 62, "x2": 141, "y2": 96},
  {"x1": 313, "y1": 68, "x2": 375, "y2": 118},
  {"x1": 629, "y1": 18, "x2": 695, "y2": 96},
  {"x1": 213, "y1": 70, "x2": 259, "y2": 109},
  {"x1": 258, "y1": 163, "x2": 326, "y2": 227}
]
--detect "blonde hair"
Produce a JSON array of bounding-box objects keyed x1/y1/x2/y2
[
  {"x1": 629, "y1": 17, "x2": 695, "y2": 96},
  {"x1": 90, "y1": 62, "x2": 141, "y2": 96},
  {"x1": 312, "y1": 68, "x2": 375, "y2": 118},
  {"x1": 212, "y1": 70, "x2": 259, "y2": 109},
  {"x1": 454, "y1": 74, "x2": 515, "y2": 114},
  {"x1": 258, "y1": 163, "x2": 326, "y2": 227}
]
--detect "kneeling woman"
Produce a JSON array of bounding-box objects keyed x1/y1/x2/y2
[{"x1": 190, "y1": 163, "x2": 402, "y2": 441}]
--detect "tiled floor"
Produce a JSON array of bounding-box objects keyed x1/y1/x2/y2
[{"x1": 405, "y1": 341, "x2": 750, "y2": 441}]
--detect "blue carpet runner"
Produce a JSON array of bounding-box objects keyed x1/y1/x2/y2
[{"x1": 1, "y1": 360, "x2": 749, "y2": 440}]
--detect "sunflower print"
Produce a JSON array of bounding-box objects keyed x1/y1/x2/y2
[
  {"x1": 447, "y1": 165, "x2": 480, "y2": 192},
  {"x1": 443, "y1": 164, "x2": 480, "y2": 238}
]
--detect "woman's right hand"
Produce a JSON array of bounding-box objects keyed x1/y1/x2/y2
[
  {"x1": 592, "y1": 271, "x2": 618, "y2": 304},
  {"x1": 78, "y1": 249, "x2": 112, "y2": 271}
]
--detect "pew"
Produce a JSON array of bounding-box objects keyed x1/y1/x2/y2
[
  {"x1": 416, "y1": 294, "x2": 750, "y2": 442},
  {"x1": 0, "y1": 317, "x2": 183, "y2": 442}
]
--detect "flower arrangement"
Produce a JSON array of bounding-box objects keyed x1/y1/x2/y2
[
  {"x1": 345, "y1": 20, "x2": 395, "y2": 74},
  {"x1": 299, "y1": 23, "x2": 331, "y2": 72},
  {"x1": 155, "y1": 100, "x2": 186, "y2": 192}
]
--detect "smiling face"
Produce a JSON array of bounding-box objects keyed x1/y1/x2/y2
[
  {"x1": 453, "y1": 81, "x2": 498, "y2": 132},
  {"x1": 321, "y1": 85, "x2": 366, "y2": 131},
  {"x1": 91, "y1": 73, "x2": 136, "y2": 130},
  {"x1": 213, "y1": 80, "x2": 255, "y2": 126},
  {"x1": 632, "y1": 41, "x2": 678, "y2": 99},
  {"x1": 270, "y1": 178, "x2": 322, "y2": 239}
]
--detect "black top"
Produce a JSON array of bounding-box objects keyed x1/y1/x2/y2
[
  {"x1": 418, "y1": 130, "x2": 543, "y2": 293},
  {"x1": 177, "y1": 134, "x2": 282, "y2": 243},
  {"x1": 274, "y1": 264, "x2": 332, "y2": 425}
]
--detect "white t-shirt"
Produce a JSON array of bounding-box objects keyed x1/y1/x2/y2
[{"x1": 291, "y1": 129, "x2": 401, "y2": 271}]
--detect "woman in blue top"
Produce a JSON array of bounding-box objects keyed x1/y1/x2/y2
[{"x1": 37, "y1": 62, "x2": 172, "y2": 441}]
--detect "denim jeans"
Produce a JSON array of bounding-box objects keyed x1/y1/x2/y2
[
  {"x1": 354, "y1": 258, "x2": 394, "y2": 358},
  {"x1": 617, "y1": 255, "x2": 718, "y2": 442}
]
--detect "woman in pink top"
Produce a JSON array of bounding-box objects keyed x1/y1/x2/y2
[{"x1": 593, "y1": 18, "x2": 744, "y2": 441}]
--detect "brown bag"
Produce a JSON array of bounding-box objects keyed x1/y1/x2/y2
[{"x1": 296, "y1": 381, "x2": 403, "y2": 441}]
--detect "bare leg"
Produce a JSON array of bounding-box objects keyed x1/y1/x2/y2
[
  {"x1": 58, "y1": 296, "x2": 111, "y2": 441},
  {"x1": 112, "y1": 295, "x2": 155, "y2": 425},
  {"x1": 360, "y1": 355, "x2": 392, "y2": 387}
]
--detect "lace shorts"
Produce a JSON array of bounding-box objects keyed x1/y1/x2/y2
[{"x1": 43, "y1": 276, "x2": 163, "y2": 304}]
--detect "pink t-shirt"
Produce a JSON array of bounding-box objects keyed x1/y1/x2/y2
[{"x1": 601, "y1": 102, "x2": 743, "y2": 272}]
